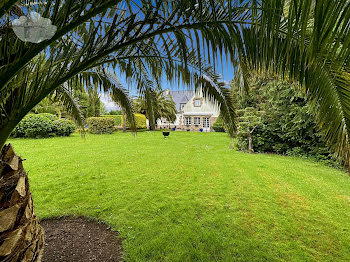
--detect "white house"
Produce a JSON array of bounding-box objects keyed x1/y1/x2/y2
[{"x1": 158, "y1": 89, "x2": 220, "y2": 132}]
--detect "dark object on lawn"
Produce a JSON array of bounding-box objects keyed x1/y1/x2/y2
[
  {"x1": 163, "y1": 131, "x2": 170, "y2": 138},
  {"x1": 200, "y1": 128, "x2": 203, "y2": 132},
  {"x1": 41, "y1": 217, "x2": 123, "y2": 262},
  {"x1": 172, "y1": 127, "x2": 176, "y2": 131}
]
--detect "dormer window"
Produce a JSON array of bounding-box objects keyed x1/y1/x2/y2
[
  {"x1": 180, "y1": 103, "x2": 186, "y2": 111},
  {"x1": 194, "y1": 99, "x2": 201, "y2": 107}
]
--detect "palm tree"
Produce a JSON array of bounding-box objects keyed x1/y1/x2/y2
[{"x1": 133, "y1": 89, "x2": 177, "y2": 130}]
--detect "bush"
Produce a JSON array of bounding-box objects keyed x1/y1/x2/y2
[
  {"x1": 132, "y1": 114, "x2": 147, "y2": 129},
  {"x1": 53, "y1": 119, "x2": 76, "y2": 136},
  {"x1": 109, "y1": 110, "x2": 121, "y2": 115},
  {"x1": 87, "y1": 117, "x2": 115, "y2": 134},
  {"x1": 101, "y1": 115, "x2": 122, "y2": 126},
  {"x1": 11, "y1": 113, "x2": 76, "y2": 138},
  {"x1": 12, "y1": 114, "x2": 55, "y2": 138},
  {"x1": 213, "y1": 117, "x2": 225, "y2": 132},
  {"x1": 102, "y1": 114, "x2": 147, "y2": 129},
  {"x1": 232, "y1": 80, "x2": 337, "y2": 165},
  {"x1": 38, "y1": 113, "x2": 58, "y2": 122}
]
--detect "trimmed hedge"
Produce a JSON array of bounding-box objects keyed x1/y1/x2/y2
[
  {"x1": 124, "y1": 113, "x2": 147, "y2": 129},
  {"x1": 53, "y1": 119, "x2": 76, "y2": 136},
  {"x1": 87, "y1": 117, "x2": 115, "y2": 134},
  {"x1": 101, "y1": 114, "x2": 147, "y2": 129},
  {"x1": 213, "y1": 117, "x2": 225, "y2": 132},
  {"x1": 11, "y1": 113, "x2": 75, "y2": 138},
  {"x1": 101, "y1": 115, "x2": 122, "y2": 126},
  {"x1": 132, "y1": 114, "x2": 147, "y2": 129}
]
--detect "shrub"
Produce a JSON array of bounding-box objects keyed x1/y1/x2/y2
[
  {"x1": 109, "y1": 110, "x2": 121, "y2": 115},
  {"x1": 11, "y1": 113, "x2": 76, "y2": 138},
  {"x1": 38, "y1": 113, "x2": 58, "y2": 122},
  {"x1": 125, "y1": 114, "x2": 147, "y2": 129},
  {"x1": 12, "y1": 114, "x2": 55, "y2": 138},
  {"x1": 53, "y1": 119, "x2": 76, "y2": 136},
  {"x1": 101, "y1": 115, "x2": 122, "y2": 126},
  {"x1": 135, "y1": 114, "x2": 147, "y2": 129},
  {"x1": 213, "y1": 117, "x2": 225, "y2": 132},
  {"x1": 103, "y1": 114, "x2": 147, "y2": 129},
  {"x1": 232, "y1": 80, "x2": 337, "y2": 165},
  {"x1": 87, "y1": 117, "x2": 115, "y2": 134}
]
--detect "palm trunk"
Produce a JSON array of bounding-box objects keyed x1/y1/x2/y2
[
  {"x1": 0, "y1": 144, "x2": 44, "y2": 262},
  {"x1": 122, "y1": 111, "x2": 126, "y2": 133}
]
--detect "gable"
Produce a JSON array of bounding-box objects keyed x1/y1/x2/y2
[{"x1": 182, "y1": 91, "x2": 220, "y2": 117}]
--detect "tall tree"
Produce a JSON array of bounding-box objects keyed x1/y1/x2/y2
[{"x1": 75, "y1": 90, "x2": 102, "y2": 118}]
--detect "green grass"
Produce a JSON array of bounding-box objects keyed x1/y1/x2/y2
[{"x1": 8, "y1": 131, "x2": 350, "y2": 261}]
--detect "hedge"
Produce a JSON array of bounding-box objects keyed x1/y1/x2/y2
[
  {"x1": 213, "y1": 117, "x2": 225, "y2": 132},
  {"x1": 101, "y1": 114, "x2": 147, "y2": 129},
  {"x1": 87, "y1": 117, "x2": 115, "y2": 134},
  {"x1": 53, "y1": 119, "x2": 76, "y2": 136},
  {"x1": 125, "y1": 114, "x2": 147, "y2": 129},
  {"x1": 11, "y1": 113, "x2": 75, "y2": 138},
  {"x1": 101, "y1": 115, "x2": 122, "y2": 126}
]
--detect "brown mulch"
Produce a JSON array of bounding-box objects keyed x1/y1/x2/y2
[{"x1": 40, "y1": 217, "x2": 123, "y2": 262}]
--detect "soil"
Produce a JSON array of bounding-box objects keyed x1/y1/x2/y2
[{"x1": 40, "y1": 217, "x2": 123, "y2": 262}]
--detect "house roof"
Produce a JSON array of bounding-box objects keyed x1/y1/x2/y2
[
  {"x1": 183, "y1": 112, "x2": 213, "y2": 116},
  {"x1": 169, "y1": 90, "x2": 195, "y2": 112}
]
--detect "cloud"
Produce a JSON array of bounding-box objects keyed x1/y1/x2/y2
[{"x1": 100, "y1": 93, "x2": 120, "y2": 112}]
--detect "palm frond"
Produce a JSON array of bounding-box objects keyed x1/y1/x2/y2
[
  {"x1": 78, "y1": 68, "x2": 136, "y2": 131},
  {"x1": 54, "y1": 83, "x2": 84, "y2": 128}
]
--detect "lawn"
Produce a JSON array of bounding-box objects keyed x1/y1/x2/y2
[{"x1": 8, "y1": 131, "x2": 350, "y2": 261}]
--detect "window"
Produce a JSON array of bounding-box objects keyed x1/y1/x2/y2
[
  {"x1": 180, "y1": 103, "x2": 186, "y2": 111},
  {"x1": 185, "y1": 117, "x2": 192, "y2": 125},
  {"x1": 203, "y1": 117, "x2": 210, "y2": 128},
  {"x1": 194, "y1": 99, "x2": 201, "y2": 107},
  {"x1": 194, "y1": 117, "x2": 200, "y2": 125}
]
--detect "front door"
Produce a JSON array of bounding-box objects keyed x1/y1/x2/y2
[{"x1": 203, "y1": 117, "x2": 210, "y2": 132}]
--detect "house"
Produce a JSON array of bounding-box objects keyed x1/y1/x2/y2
[{"x1": 157, "y1": 89, "x2": 220, "y2": 132}]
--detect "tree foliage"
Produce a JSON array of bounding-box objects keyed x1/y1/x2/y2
[
  {"x1": 133, "y1": 89, "x2": 177, "y2": 129},
  {"x1": 233, "y1": 79, "x2": 335, "y2": 164},
  {"x1": 239, "y1": 0, "x2": 350, "y2": 167},
  {"x1": 109, "y1": 110, "x2": 122, "y2": 115},
  {"x1": 237, "y1": 107, "x2": 262, "y2": 152},
  {"x1": 74, "y1": 90, "x2": 101, "y2": 118}
]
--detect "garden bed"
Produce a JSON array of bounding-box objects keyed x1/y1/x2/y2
[{"x1": 41, "y1": 217, "x2": 123, "y2": 262}]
